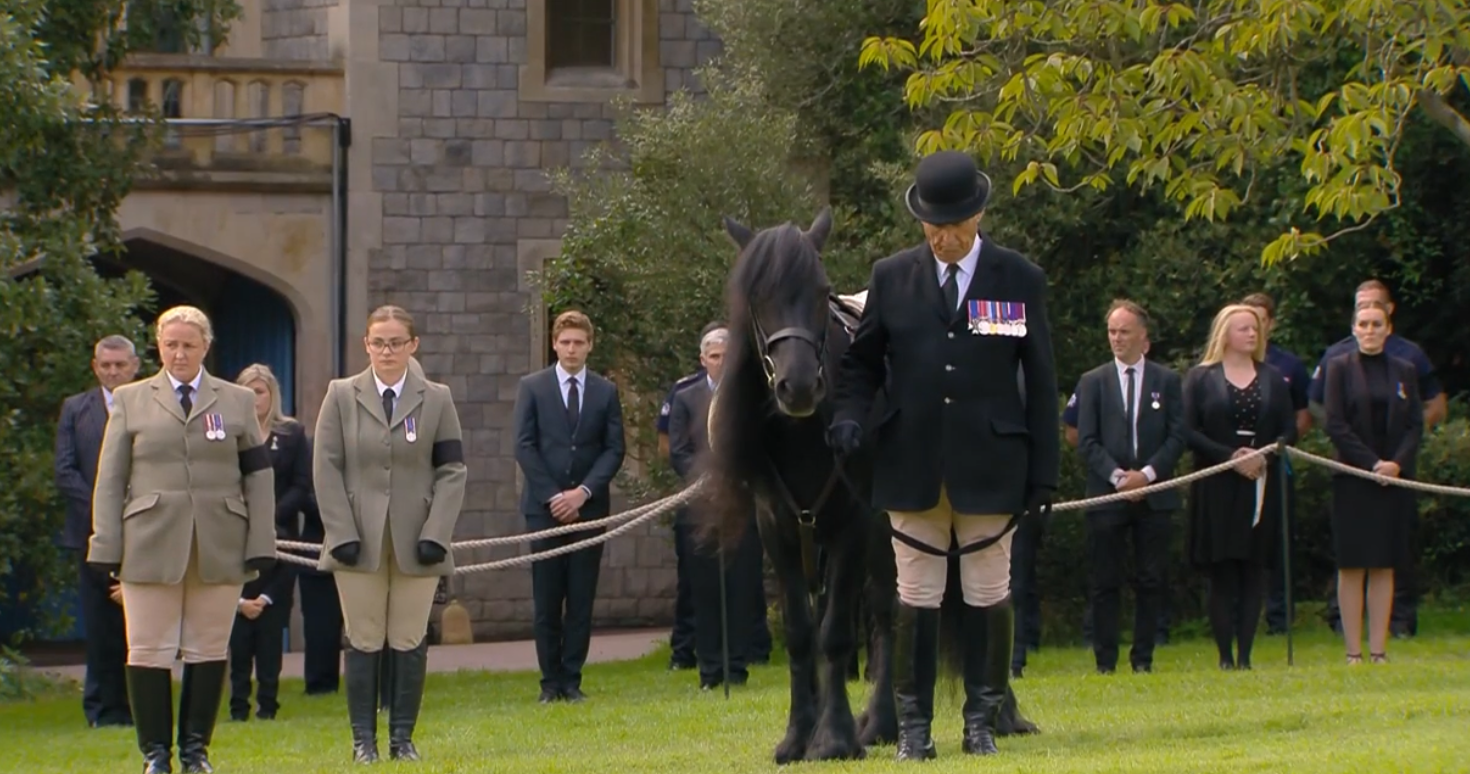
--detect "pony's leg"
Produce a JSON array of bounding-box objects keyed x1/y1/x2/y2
[
  {"x1": 997, "y1": 686, "x2": 1041, "y2": 736},
  {"x1": 762, "y1": 527, "x2": 818, "y2": 765},
  {"x1": 804, "y1": 533, "x2": 865, "y2": 761}
]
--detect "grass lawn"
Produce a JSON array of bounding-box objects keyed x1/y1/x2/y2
[{"x1": 6, "y1": 610, "x2": 1469, "y2": 773}]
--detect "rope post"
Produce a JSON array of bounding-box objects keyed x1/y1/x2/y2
[
  {"x1": 718, "y1": 545, "x2": 731, "y2": 700},
  {"x1": 1278, "y1": 444, "x2": 1294, "y2": 668}
]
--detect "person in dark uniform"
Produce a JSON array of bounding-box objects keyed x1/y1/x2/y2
[
  {"x1": 830, "y1": 150, "x2": 1059, "y2": 760},
  {"x1": 1239, "y1": 293, "x2": 1311, "y2": 635},
  {"x1": 1183, "y1": 305, "x2": 1297, "y2": 670},
  {"x1": 54, "y1": 335, "x2": 140, "y2": 729},
  {"x1": 228, "y1": 364, "x2": 309, "y2": 721},
  {"x1": 1322, "y1": 301, "x2": 1422, "y2": 664},
  {"x1": 661, "y1": 367, "x2": 705, "y2": 671},
  {"x1": 1311, "y1": 280, "x2": 1441, "y2": 638}
]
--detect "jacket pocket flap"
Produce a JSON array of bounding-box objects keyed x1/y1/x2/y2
[
  {"x1": 224, "y1": 497, "x2": 249, "y2": 518},
  {"x1": 990, "y1": 418, "x2": 1030, "y2": 437},
  {"x1": 122, "y1": 493, "x2": 162, "y2": 519}
]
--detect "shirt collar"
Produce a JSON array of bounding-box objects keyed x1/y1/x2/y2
[
  {"x1": 1114, "y1": 356, "x2": 1146, "y2": 377},
  {"x1": 706, "y1": 375, "x2": 718, "y2": 392},
  {"x1": 166, "y1": 369, "x2": 204, "y2": 393},
  {"x1": 373, "y1": 369, "x2": 407, "y2": 396},
  {"x1": 555, "y1": 362, "x2": 585, "y2": 385},
  {"x1": 934, "y1": 234, "x2": 982, "y2": 281}
]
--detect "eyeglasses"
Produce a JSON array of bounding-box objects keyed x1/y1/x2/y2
[{"x1": 367, "y1": 338, "x2": 413, "y2": 353}]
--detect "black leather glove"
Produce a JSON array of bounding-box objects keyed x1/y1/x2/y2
[
  {"x1": 416, "y1": 540, "x2": 447, "y2": 565},
  {"x1": 245, "y1": 556, "x2": 276, "y2": 573},
  {"x1": 330, "y1": 541, "x2": 361, "y2": 567},
  {"x1": 88, "y1": 562, "x2": 121, "y2": 579},
  {"x1": 1024, "y1": 486, "x2": 1055, "y2": 516},
  {"x1": 826, "y1": 419, "x2": 862, "y2": 457}
]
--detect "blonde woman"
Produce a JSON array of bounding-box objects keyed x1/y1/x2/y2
[
  {"x1": 227, "y1": 365, "x2": 312, "y2": 721},
  {"x1": 1182, "y1": 305, "x2": 1296, "y2": 670},
  {"x1": 89, "y1": 305, "x2": 277, "y2": 774},
  {"x1": 314, "y1": 305, "x2": 467, "y2": 763}
]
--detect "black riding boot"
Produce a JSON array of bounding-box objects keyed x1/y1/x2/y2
[
  {"x1": 961, "y1": 598, "x2": 1014, "y2": 755},
  {"x1": 177, "y1": 661, "x2": 227, "y2": 773},
  {"x1": 345, "y1": 647, "x2": 382, "y2": 763},
  {"x1": 388, "y1": 641, "x2": 430, "y2": 761},
  {"x1": 127, "y1": 666, "x2": 175, "y2": 774},
  {"x1": 892, "y1": 599, "x2": 939, "y2": 761}
]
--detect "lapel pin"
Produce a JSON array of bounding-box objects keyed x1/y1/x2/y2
[{"x1": 270, "y1": 435, "x2": 279, "y2": 451}]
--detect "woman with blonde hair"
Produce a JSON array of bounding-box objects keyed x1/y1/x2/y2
[
  {"x1": 314, "y1": 305, "x2": 467, "y2": 762},
  {"x1": 89, "y1": 305, "x2": 277, "y2": 774},
  {"x1": 227, "y1": 364, "x2": 312, "y2": 721},
  {"x1": 1182, "y1": 304, "x2": 1296, "y2": 670}
]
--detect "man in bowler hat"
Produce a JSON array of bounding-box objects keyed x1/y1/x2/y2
[{"x1": 830, "y1": 150, "x2": 1059, "y2": 760}]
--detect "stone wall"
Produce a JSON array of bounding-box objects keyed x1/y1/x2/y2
[
  {"x1": 364, "y1": 0, "x2": 722, "y2": 640},
  {"x1": 261, "y1": 0, "x2": 336, "y2": 60}
]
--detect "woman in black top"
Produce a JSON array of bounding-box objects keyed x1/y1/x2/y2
[
  {"x1": 1322, "y1": 301, "x2": 1422, "y2": 664},
  {"x1": 1183, "y1": 304, "x2": 1296, "y2": 670}
]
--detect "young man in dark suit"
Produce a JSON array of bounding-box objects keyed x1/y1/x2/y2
[
  {"x1": 830, "y1": 151, "x2": 1060, "y2": 760},
  {"x1": 54, "y1": 334, "x2": 140, "y2": 728},
  {"x1": 513, "y1": 310, "x2": 626, "y2": 703},
  {"x1": 1074, "y1": 300, "x2": 1186, "y2": 674}
]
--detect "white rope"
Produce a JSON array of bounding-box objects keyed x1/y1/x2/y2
[
  {"x1": 1048, "y1": 443, "x2": 1282, "y2": 512},
  {"x1": 1285, "y1": 446, "x2": 1470, "y2": 497}
]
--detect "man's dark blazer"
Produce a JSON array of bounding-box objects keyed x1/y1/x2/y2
[
  {"x1": 1075, "y1": 360, "x2": 1187, "y2": 511},
  {"x1": 514, "y1": 366, "x2": 626, "y2": 526},
  {"x1": 1322, "y1": 351, "x2": 1423, "y2": 477},
  {"x1": 668, "y1": 380, "x2": 712, "y2": 482},
  {"x1": 54, "y1": 388, "x2": 110, "y2": 550},
  {"x1": 835, "y1": 235, "x2": 1060, "y2": 516}
]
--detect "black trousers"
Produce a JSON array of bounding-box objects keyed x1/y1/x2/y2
[
  {"x1": 689, "y1": 514, "x2": 763, "y2": 685},
  {"x1": 669, "y1": 514, "x2": 697, "y2": 667},
  {"x1": 1264, "y1": 471, "x2": 1298, "y2": 632},
  {"x1": 1323, "y1": 507, "x2": 1420, "y2": 634},
  {"x1": 1087, "y1": 504, "x2": 1171, "y2": 670},
  {"x1": 297, "y1": 572, "x2": 344, "y2": 694},
  {"x1": 76, "y1": 552, "x2": 130, "y2": 726},
  {"x1": 530, "y1": 526, "x2": 605, "y2": 693},
  {"x1": 229, "y1": 596, "x2": 292, "y2": 717},
  {"x1": 1009, "y1": 509, "x2": 1048, "y2": 669}
]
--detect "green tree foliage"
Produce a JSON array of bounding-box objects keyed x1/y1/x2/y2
[
  {"x1": 859, "y1": 0, "x2": 1470, "y2": 264},
  {"x1": 0, "y1": 0, "x2": 235, "y2": 640}
]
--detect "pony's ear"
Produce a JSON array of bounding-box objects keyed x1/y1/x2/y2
[
  {"x1": 723, "y1": 216, "x2": 755, "y2": 250},
  {"x1": 804, "y1": 206, "x2": 833, "y2": 253}
]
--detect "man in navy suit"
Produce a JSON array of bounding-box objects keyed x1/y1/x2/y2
[
  {"x1": 513, "y1": 310, "x2": 626, "y2": 703},
  {"x1": 54, "y1": 334, "x2": 140, "y2": 728}
]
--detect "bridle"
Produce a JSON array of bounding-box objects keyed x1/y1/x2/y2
[{"x1": 748, "y1": 302, "x2": 829, "y2": 389}]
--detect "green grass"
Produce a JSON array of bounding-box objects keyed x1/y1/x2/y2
[{"x1": 5, "y1": 619, "x2": 1469, "y2": 773}]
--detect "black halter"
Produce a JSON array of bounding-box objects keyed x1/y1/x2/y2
[{"x1": 748, "y1": 303, "x2": 828, "y2": 388}]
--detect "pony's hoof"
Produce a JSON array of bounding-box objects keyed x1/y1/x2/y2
[
  {"x1": 999, "y1": 715, "x2": 1041, "y2": 736},
  {"x1": 773, "y1": 735, "x2": 809, "y2": 765},
  {"x1": 804, "y1": 736, "x2": 866, "y2": 762}
]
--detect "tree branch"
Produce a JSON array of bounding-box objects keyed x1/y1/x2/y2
[{"x1": 1416, "y1": 89, "x2": 1470, "y2": 150}]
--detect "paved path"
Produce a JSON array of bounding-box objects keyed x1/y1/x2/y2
[{"x1": 39, "y1": 628, "x2": 670, "y2": 681}]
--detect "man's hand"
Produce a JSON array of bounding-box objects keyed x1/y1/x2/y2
[
  {"x1": 238, "y1": 598, "x2": 266, "y2": 620},
  {"x1": 416, "y1": 540, "x2": 447, "y2": 565},
  {"x1": 550, "y1": 489, "x2": 587, "y2": 523},
  {"x1": 1116, "y1": 470, "x2": 1150, "y2": 501},
  {"x1": 826, "y1": 420, "x2": 862, "y2": 457},
  {"x1": 330, "y1": 541, "x2": 361, "y2": 567},
  {"x1": 1372, "y1": 460, "x2": 1401, "y2": 483},
  {"x1": 108, "y1": 583, "x2": 123, "y2": 606}
]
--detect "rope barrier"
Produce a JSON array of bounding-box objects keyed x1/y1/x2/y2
[{"x1": 273, "y1": 443, "x2": 1470, "y2": 574}]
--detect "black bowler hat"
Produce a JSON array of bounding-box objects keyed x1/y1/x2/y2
[{"x1": 904, "y1": 150, "x2": 992, "y2": 225}]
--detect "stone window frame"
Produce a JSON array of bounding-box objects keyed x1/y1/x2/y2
[
  {"x1": 514, "y1": 238, "x2": 562, "y2": 499},
  {"x1": 519, "y1": 0, "x2": 663, "y2": 105}
]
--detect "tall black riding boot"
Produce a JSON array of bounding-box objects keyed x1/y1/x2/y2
[
  {"x1": 177, "y1": 661, "x2": 227, "y2": 773},
  {"x1": 962, "y1": 597, "x2": 1014, "y2": 755},
  {"x1": 892, "y1": 599, "x2": 939, "y2": 761},
  {"x1": 127, "y1": 666, "x2": 175, "y2": 774},
  {"x1": 388, "y1": 640, "x2": 430, "y2": 761},
  {"x1": 345, "y1": 647, "x2": 382, "y2": 763}
]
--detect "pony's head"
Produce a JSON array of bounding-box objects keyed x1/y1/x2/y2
[{"x1": 722, "y1": 207, "x2": 834, "y2": 418}]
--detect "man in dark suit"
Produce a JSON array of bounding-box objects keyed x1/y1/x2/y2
[
  {"x1": 1075, "y1": 300, "x2": 1186, "y2": 674},
  {"x1": 54, "y1": 334, "x2": 140, "y2": 728},
  {"x1": 513, "y1": 310, "x2": 626, "y2": 703},
  {"x1": 830, "y1": 151, "x2": 1059, "y2": 760}
]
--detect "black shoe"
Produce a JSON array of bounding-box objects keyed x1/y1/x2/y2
[
  {"x1": 1095, "y1": 665, "x2": 1116, "y2": 675},
  {"x1": 388, "y1": 641, "x2": 429, "y2": 761},
  {"x1": 960, "y1": 599, "x2": 1012, "y2": 756},
  {"x1": 538, "y1": 688, "x2": 561, "y2": 704},
  {"x1": 256, "y1": 711, "x2": 276, "y2": 720},
  {"x1": 228, "y1": 712, "x2": 248, "y2": 723},
  {"x1": 668, "y1": 660, "x2": 696, "y2": 671},
  {"x1": 892, "y1": 598, "x2": 939, "y2": 761},
  {"x1": 1011, "y1": 665, "x2": 1024, "y2": 679},
  {"x1": 344, "y1": 647, "x2": 381, "y2": 763},
  {"x1": 177, "y1": 661, "x2": 227, "y2": 774},
  {"x1": 562, "y1": 687, "x2": 587, "y2": 703},
  {"x1": 127, "y1": 666, "x2": 175, "y2": 774},
  {"x1": 1132, "y1": 663, "x2": 1153, "y2": 674}
]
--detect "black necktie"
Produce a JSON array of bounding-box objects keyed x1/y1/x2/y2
[
  {"x1": 1124, "y1": 367, "x2": 1137, "y2": 455},
  {"x1": 178, "y1": 384, "x2": 193, "y2": 416},
  {"x1": 566, "y1": 378, "x2": 580, "y2": 430},
  {"x1": 941, "y1": 263, "x2": 960, "y2": 314},
  {"x1": 382, "y1": 388, "x2": 395, "y2": 424}
]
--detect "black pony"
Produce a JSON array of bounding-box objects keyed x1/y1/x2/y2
[{"x1": 701, "y1": 208, "x2": 1037, "y2": 764}]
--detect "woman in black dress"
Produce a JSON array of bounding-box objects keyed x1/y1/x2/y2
[
  {"x1": 1183, "y1": 304, "x2": 1296, "y2": 670},
  {"x1": 1322, "y1": 301, "x2": 1422, "y2": 665}
]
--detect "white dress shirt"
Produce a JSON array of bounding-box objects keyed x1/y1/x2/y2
[
  {"x1": 102, "y1": 386, "x2": 116, "y2": 415},
  {"x1": 166, "y1": 369, "x2": 205, "y2": 411},
  {"x1": 551, "y1": 362, "x2": 592, "y2": 502},
  {"x1": 373, "y1": 369, "x2": 407, "y2": 417},
  {"x1": 933, "y1": 236, "x2": 982, "y2": 309},
  {"x1": 1110, "y1": 356, "x2": 1158, "y2": 487}
]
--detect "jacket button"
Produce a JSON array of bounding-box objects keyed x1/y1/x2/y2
[
  {"x1": 944, "y1": 397, "x2": 952, "y2": 404},
  {"x1": 947, "y1": 332, "x2": 955, "y2": 339},
  {"x1": 945, "y1": 364, "x2": 955, "y2": 372}
]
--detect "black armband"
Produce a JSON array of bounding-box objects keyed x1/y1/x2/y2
[
  {"x1": 239, "y1": 444, "x2": 271, "y2": 475},
  {"x1": 432, "y1": 439, "x2": 464, "y2": 467}
]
